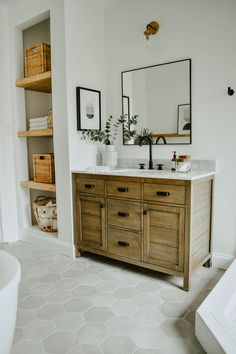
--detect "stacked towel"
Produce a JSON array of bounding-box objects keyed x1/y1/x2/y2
[{"x1": 29, "y1": 116, "x2": 53, "y2": 130}]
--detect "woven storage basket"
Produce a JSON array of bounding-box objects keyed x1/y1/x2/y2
[
  {"x1": 33, "y1": 196, "x2": 57, "y2": 232},
  {"x1": 33, "y1": 153, "x2": 55, "y2": 184},
  {"x1": 25, "y1": 42, "x2": 51, "y2": 77}
]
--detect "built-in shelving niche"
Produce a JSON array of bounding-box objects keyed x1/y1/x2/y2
[{"x1": 18, "y1": 17, "x2": 57, "y2": 237}]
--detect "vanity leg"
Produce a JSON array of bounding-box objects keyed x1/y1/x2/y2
[
  {"x1": 203, "y1": 256, "x2": 212, "y2": 268},
  {"x1": 183, "y1": 272, "x2": 191, "y2": 292},
  {"x1": 75, "y1": 246, "x2": 81, "y2": 258}
]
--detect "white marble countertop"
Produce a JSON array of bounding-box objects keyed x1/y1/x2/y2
[{"x1": 72, "y1": 167, "x2": 215, "y2": 181}]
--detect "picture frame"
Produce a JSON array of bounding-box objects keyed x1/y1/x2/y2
[
  {"x1": 177, "y1": 104, "x2": 191, "y2": 134},
  {"x1": 76, "y1": 87, "x2": 101, "y2": 130}
]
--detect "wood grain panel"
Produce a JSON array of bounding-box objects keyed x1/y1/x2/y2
[
  {"x1": 149, "y1": 227, "x2": 179, "y2": 248},
  {"x1": 18, "y1": 128, "x2": 53, "y2": 137},
  {"x1": 77, "y1": 196, "x2": 106, "y2": 251},
  {"x1": 144, "y1": 183, "x2": 185, "y2": 205},
  {"x1": 107, "y1": 227, "x2": 141, "y2": 261},
  {"x1": 21, "y1": 180, "x2": 56, "y2": 192},
  {"x1": 149, "y1": 244, "x2": 178, "y2": 265},
  {"x1": 144, "y1": 203, "x2": 184, "y2": 271},
  {"x1": 149, "y1": 209, "x2": 179, "y2": 229},
  {"x1": 107, "y1": 199, "x2": 141, "y2": 231},
  {"x1": 107, "y1": 180, "x2": 141, "y2": 200},
  {"x1": 191, "y1": 180, "x2": 212, "y2": 270},
  {"x1": 16, "y1": 71, "x2": 51, "y2": 93},
  {"x1": 81, "y1": 214, "x2": 101, "y2": 230},
  {"x1": 76, "y1": 177, "x2": 105, "y2": 195}
]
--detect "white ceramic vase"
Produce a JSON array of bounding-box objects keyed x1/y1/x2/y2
[{"x1": 102, "y1": 145, "x2": 118, "y2": 167}]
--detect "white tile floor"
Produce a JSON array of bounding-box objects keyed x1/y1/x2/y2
[{"x1": 1, "y1": 241, "x2": 224, "y2": 354}]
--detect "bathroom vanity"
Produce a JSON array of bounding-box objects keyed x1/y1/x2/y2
[{"x1": 72, "y1": 169, "x2": 214, "y2": 291}]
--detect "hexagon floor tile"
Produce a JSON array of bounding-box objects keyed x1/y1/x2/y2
[{"x1": 0, "y1": 241, "x2": 223, "y2": 354}]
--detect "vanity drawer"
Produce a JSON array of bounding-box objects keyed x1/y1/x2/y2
[
  {"x1": 107, "y1": 199, "x2": 141, "y2": 231},
  {"x1": 76, "y1": 177, "x2": 105, "y2": 195},
  {"x1": 143, "y1": 183, "x2": 185, "y2": 205},
  {"x1": 107, "y1": 227, "x2": 141, "y2": 261},
  {"x1": 107, "y1": 180, "x2": 141, "y2": 200}
]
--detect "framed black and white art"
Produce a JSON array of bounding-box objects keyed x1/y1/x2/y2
[{"x1": 76, "y1": 87, "x2": 101, "y2": 130}]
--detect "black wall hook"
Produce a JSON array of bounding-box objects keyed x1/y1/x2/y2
[{"x1": 228, "y1": 87, "x2": 234, "y2": 96}]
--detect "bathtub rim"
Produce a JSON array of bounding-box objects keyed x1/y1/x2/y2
[
  {"x1": 0, "y1": 250, "x2": 21, "y2": 294},
  {"x1": 196, "y1": 258, "x2": 236, "y2": 354}
]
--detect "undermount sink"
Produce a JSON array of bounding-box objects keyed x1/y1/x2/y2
[
  {"x1": 86, "y1": 166, "x2": 186, "y2": 177},
  {"x1": 112, "y1": 168, "x2": 172, "y2": 175}
]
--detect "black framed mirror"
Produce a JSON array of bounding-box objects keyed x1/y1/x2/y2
[{"x1": 121, "y1": 58, "x2": 191, "y2": 145}]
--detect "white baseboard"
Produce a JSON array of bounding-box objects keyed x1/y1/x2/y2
[
  {"x1": 212, "y1": 252, "x2": 235, "y2": 270},
  {"x1": 21, "y1": 226, "x2": 74, "y2": 258}
]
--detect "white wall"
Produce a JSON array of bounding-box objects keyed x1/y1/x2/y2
[
  {"x1": 5, "y1": 0, "x2": 73, "y2": 246},
  {"x1": 1, "y1": 0, "x2": 105, "y2": 249},
  {"x1": 104, "y1": 0, "x2": 236, "y2": 259},
  {"x1": 64, "y1": 0, "x2": 106, "y2": 170},
  {"x1": 0, "y1": 3, "x2": 19, "y2": 242},
  {"x1": 2, "y1": 0, "x2": 236, "y2": 262}
]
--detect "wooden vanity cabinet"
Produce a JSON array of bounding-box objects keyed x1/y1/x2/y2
[
  {"x1": 73, "y1": 173, "x2": 213, "y2": 291},
  {"x1": 76, "y1": 195, "x2": 106, "y2": 251}
]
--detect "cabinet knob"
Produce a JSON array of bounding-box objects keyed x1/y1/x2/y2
[
  {"x1": 100, "y1": 204, "x2": 105, "y2": 209},
  {"x1": 117, "y1": 187, "x2": 129, "y2": 193},
  {"x1": 143, "y1": 209, "x2": 149, "y2": 215},
  {"x1": 85, "y1": 184, "x2": 95, "y2": 189},
  {"x1": 118, "y1": 241, "x2": 129, "y2": 247},
  {"x1": 156, "y1": 191, "x2": 170, "y2": 196},
  {"x1": 117, "y1": 211, "x2": 129, "y2": 217}
]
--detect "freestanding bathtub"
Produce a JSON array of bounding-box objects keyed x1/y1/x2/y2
[
  {"x1": 196, "y1": 259, "x2": 236, "y2": 354},
  {"x1": 0, "y1": 250, "x2": 21, "y2": 354}
]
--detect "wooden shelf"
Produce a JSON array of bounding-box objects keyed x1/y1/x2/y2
[
  {"x1": 151, "y1": 133, "x2": 191, "y2": 138},
  {"x1": 18, "y1": 128, "x2": 53, "y2": 138},
  {"x1": 16, "y1": 71, "x2": 52, "y2": 93},
  {"x1": 21, "y1": 180, "x2": 56, "y2": 192}
]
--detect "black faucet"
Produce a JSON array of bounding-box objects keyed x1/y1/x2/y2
[
  {"x1": 155, "y1": 136, "x2": 167, "y2": 144},
  {"x1": 138, "y1": 136, "x2": 153, "y2": 170}
]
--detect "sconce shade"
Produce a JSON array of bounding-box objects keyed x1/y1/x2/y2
[{"x1": 144, "y1": 21, "x2": 159, "y2": 40}]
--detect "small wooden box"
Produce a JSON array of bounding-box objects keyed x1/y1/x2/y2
[
  {"x1": 25, "y1": 43, "x2": 51, "y2": 77},
  {"x1": 33, "y1": 153, "x2": 55, "y2": 184}
]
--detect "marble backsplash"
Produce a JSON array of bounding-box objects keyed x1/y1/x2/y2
[{"x1": 118, "y1": 158, "x2": 216, "y2": 172}]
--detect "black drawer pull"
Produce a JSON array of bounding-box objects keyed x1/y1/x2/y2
[
  {"x1": 118, "y1": 241, "x2": 130, "y2": 247},
  {"x1": 117, "y1": 187, "x2": 129, "y2": 193},
  {"x1": 156, "y1": 191, "x2": 170, "y2": 196},
  {"x1": 143, "y1": 210, "x2": 148, "y2": 215},
  {"x1": 117, "y1": 211, "x2": 129, "y2": 217},
  {"x1": 85, "y1": 184, "x2": 95, "y2": 189}
]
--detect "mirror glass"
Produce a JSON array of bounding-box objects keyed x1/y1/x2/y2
[{"x1": 122, "y1": 59, "x2": 191, "y2": 145}]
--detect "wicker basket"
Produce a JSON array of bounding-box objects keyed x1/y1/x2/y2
[
  {"x1": 33, "y1": 153, "x2": 55, "y2": 184},
  {"x1": 25, "y1": 43, "x2": 51, "y2": 77},
  {"x1": 33, "y1": 196, "x2": 57, "y2": 232}
]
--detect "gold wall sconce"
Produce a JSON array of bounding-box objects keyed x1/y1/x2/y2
[{"x1": 144, "y1": 21, "x2": 159, "y2": 40}]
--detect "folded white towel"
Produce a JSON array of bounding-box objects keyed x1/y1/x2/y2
[
  {"x1": 29, "y1": 126, "x2": 49, "y2": 131},
  {"x1": 29, "y1": 116, "x2": 49, "y2": 123},
  {"x1": 29, "y1": 122, "x2": 48, "y2": 127},
  {"x1": 29, "y1": 123, "x2": 48, "y2": 128}
]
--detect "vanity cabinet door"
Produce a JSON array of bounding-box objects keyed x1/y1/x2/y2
[
  {"x1": 77, "y1": 195, "x2": 106, "y2": 251},
  {"x1": 143, "y1": 203, "x2": 185, "y2": 272}
]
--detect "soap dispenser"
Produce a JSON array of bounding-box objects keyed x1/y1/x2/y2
[{"x1": 171, "y1": 151, "x2": 177, "y2": 172}]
